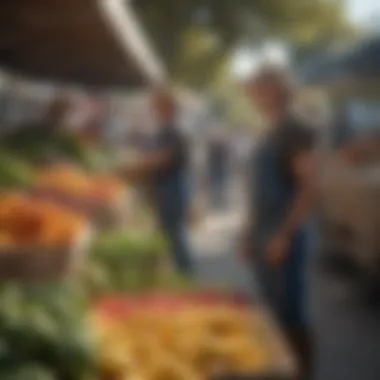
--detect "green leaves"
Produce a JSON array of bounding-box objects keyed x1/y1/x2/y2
[
  {"x1": 84, "y1": 230, "x2": 169, "y2": 297},
  {"x1": 0, "y1": 282, "x2": 96, "y2": 380},
  {"x1": 0, "y1": 365, "x2": 55, "y2": 380},
  {"x1": 91, "y1": 229, "x2": 168, "y2": 259},
  {"x1": 0, "y1": 149, "x2": 35, "y2": 189},
  {"x1": 134, "y1": 0, "x2": 354, "y2": 87}
]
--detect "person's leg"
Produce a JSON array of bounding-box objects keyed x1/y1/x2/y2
[
  {"x1": 210, "y1": 170, "x2": 221, "y2": 208},
  {"x1": 282, "y1": 230, "x2": 315, "y2": 380},
  {"x1": 161, "y1": 215, "x2": 193, "y2": 275},
  {"x1": 157, "y1": 181, "x2": 193, "y2": 275},
  {"x1": 254, "y1": 257, "x2": 283, "y2": 317}
]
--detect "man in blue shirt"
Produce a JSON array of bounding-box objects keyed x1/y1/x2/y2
[
  {"x1": 241, "y1": 66, "x2": 316, "y2": 379},
  {"x1": 122, "y1": 88, "x2": 193, "y2": 274}
]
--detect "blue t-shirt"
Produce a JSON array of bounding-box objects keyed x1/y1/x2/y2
[
  {"x1": 152, "y1": 125, "x2": 188, "y2": 184},
  {"x1": 249, "y1": 116, "x2": 316, "y2": 247},
  {"x1": 147, "y1": 126, "x2": 190, "y2": 215}
]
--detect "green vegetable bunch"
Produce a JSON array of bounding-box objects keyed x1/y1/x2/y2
[
  {"x1": 0, "y1": 150, "x2": 35, "y2": 189},
  {"x1": 0, "y1": 281, "x2": 98, "y2": 380},
  {"x1": 83, "y1": 230, "x2": 169, "y2": 297}
]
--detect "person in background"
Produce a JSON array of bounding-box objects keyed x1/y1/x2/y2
[
  {"x1": 241, "y1": 66, "x2": 316, "y2": 380},
  {"x1": 121, "y1": 88, "x2": 193, "y2": 275},
  {"x1": 207, "y1": 129, "x2": 230, "y2": 210}
]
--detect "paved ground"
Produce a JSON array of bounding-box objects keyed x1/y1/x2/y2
[{"x1": 192, "y1": 178, "x2": 380, "y2": 380}]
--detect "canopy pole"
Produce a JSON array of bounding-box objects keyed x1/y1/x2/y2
[{"x1": 98, "y1": 0, "x2": 166, "y2": 86}]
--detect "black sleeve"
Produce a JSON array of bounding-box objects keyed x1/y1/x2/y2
[
  {"x1": 160, "y1": 128, "x2": 188, "y2": 166},
  {"x1": 277, "y1": 120, "x2": 316, "y2": 181},
  {"x1": 247, "y1": 148, "x2": 258, "y2": 228}
]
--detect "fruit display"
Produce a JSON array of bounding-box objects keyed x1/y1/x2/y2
[
  {"x1": 95, "y1": 294, "x2": 270, "y2": 380},
  {"x1": 0, "y1": 281, "x2": 98, "y2": 380},
  {"x1": 0, "y1": 192, "x2": 85, "y2": 247},
  {"x1": 83, "y1": 230, "x2": 168, "y2": 297}
]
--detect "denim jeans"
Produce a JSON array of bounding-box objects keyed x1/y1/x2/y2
[
  {"x1": 210, "y1": 168, "x2": 227, "y2": 208},
  {"x1": 255, "y1": 226, "x2": 313, "y2": 330},
  {"x1": 156, "y1": 174, "x2": 193, "y2": 274}
]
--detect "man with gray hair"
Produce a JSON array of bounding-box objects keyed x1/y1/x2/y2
[{"x1": 241, "y1": 65, "x2": 316, "y2": 379}]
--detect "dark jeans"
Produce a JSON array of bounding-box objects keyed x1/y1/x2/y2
[
  {"x1": 156, "y1": 177, "x2": 193, "y2": 274},
  {"x1": 210, "y1": 168, "x2": 227, "y2": 209},
  {"x1": 255, "y1": 229, "x2": 310, "y2": 330}
]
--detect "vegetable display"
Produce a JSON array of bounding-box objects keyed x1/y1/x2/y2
[
  {"x1": 0, "y1": 111, "x2": 289, "y2": 380},
  {"x1": 0, "y1": 128, "x2": 87, "y2": 165},
  {"x1": 0, "y1": 282, "x2": 98, "y2": 380},
  {"x1": 0, "y1": 150, "x2": 36, "y2": 189},
  {"x1": 0, "y1": 126, "x2": 116, "y2": 173},
  {"x1": 0, "y1": 193, "x2": 85, "y2": 247},
  {"x1": 84, "y1": 230, "x2": 168, "y2": 297}
]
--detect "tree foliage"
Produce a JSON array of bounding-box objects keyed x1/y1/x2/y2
[{"x1": 134, "y1": 0, "x2": 354, "y2": 87}]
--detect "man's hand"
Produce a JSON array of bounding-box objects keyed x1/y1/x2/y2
[
  {"x1": 265, "y1": 231, "x2": 291, "y2": 267},
  {"x1": 117, "y1": 163, "x2": 146, "y2": 183}
]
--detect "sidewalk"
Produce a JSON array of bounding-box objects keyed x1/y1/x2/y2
[
  {"x1": 192, "y1": 208, "x2": 255, "y2": 297},
  {"x1": 191, "y1": 175, "x2": 255, "y2": 295}
]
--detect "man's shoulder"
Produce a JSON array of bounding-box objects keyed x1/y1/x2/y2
[
  {"x1": 283, "y1": 115, "x2": 315, "y2": 137},
  {"x1": 278, "y1": 115, "x2": 316, "y2": 148}
]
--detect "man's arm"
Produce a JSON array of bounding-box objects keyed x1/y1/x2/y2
[
  {"x1": 119, "y1": 148, "x2": 174, "y2": 180},
  {"x1": 266, "y1": 122, "x2": 316, "y2": 266},
  {"x1": 240, "y1": 149, "x2": 257, "y2": 259},
  {"x1": 279, "y1": 149, "x2": 316, "y2": 238},
  {"x1": 119, "y1": 128, "x2": 184, "y2": 180},
  {"x1": 279, "y1": 135, "x2": 380, "y2": 238}
]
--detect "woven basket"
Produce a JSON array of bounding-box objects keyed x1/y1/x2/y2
[{"x1": 0, "y1": 225, "x2": 93, "y2": 282}]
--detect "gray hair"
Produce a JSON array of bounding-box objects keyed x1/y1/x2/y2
[{"x1": 247, "y1": 64, "x2": 297, "y2": 102}]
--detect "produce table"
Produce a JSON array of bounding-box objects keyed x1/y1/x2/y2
[{"x1": 95, "y1": 292, "x2": 298, "y2": 380}]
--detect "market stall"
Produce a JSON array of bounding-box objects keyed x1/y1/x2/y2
[{"x1": 0, "y1": 2, "x2": 298, "y2": 379}]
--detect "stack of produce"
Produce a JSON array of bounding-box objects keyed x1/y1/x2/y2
[
  {"x1": 33, "y1": 165, "x2": 128, "y2": 228},
  {"x1": 36, "y1": 165, "x2": 125, "y2": 202},
  {"x1": 83, "y1": 230, "x2": 168, "y2": 297},
  {"x1": 0, "y1": 150, "x2": 36, "y2": 189},
  {"x1": 0, "y1": 193, "x2": 86, "y2": 247},
  {"x1": 0, "y1": 281, "x2": 98, "y2": 380},
  {"x1": 94, "y1": 294, "x2": 269, "y2": 380}
]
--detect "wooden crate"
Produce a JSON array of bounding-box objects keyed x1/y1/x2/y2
[{"x1": 0, "y1": 225, "x2": 93, "y2": 282}]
